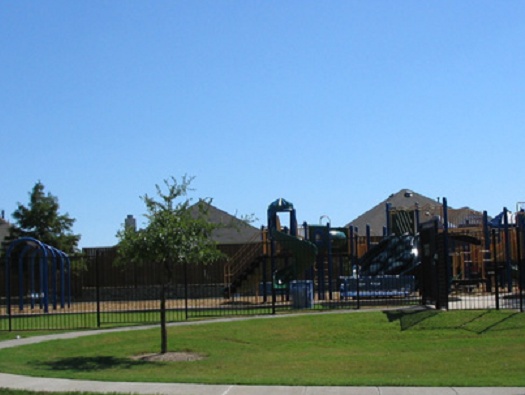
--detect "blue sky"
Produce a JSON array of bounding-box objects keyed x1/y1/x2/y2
[{"x1": 2, "y1": 1, "x2": 524, "y2": 248}]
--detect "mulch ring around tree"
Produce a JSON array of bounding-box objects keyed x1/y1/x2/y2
[{"x1": 131, "y1": 351, "x2": 206, "y2": 362}]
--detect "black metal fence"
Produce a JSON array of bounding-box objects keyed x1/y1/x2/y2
[
  {"x1": 1, "y1": 246, "x2": 419, "y2": 331},
  {"x1": 418, "y1": 217, "x2": 525, "y2": 312},
  {"x1": 1, "y1": 218, "x2": 524, "y2": 331}
]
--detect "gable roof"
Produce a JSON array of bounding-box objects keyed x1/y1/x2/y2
[
  {"x1": 346, "y1": 189, "x2": 483, "y2": 236},
  {"x1": 190, "y1": 203, "x2": 260, "y2": 244}
]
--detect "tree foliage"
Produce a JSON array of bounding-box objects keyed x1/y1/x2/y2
[
  {"x1": 116, "y1": 175, "x2": 225, "y2": 272},
  {"x1": 7, "y1": 181, "x2": 80, "y2": 253},
  {"x1": 116, "y1": 175, "x2": 247, "y2": 353}
]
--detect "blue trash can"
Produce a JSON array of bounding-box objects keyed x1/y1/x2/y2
[{"x1": 290, "y1": 280, "x2": 314, "y2": 309}]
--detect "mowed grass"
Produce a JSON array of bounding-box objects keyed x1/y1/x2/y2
[{"x1": 0, "y1": 309, "x2": 524, "y2": 387}]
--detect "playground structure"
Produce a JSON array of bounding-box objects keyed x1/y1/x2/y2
[
  {"x1": 223, "y1": 198, "x2": 355, "y2": 303},
  {"x1": 4, "y1": 237, "x2": 71, "y2": 317},
  {"x1": 224, "y1": 197, "x2": 525, "y2": 309},
  {"x1": 384, "y1": 199, "x2": 525, "y2": 309},
  {"x1": 224, "y1": 198, "x2": 418, "y2": 303},
  {"x1": 2, "y1": 196, "x2": 524, "y2": 331}
]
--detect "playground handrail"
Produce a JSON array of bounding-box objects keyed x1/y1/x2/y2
[{"x1": 224, "y1": 230, "x2": 266, "y2": 289}]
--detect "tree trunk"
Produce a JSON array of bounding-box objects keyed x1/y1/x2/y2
[
  {"x1": 160, "y1": 259, "x2": 173, "y2": 355},
  {"x1": 160, "y1": 281, "x2": 168, "y2": 354}
]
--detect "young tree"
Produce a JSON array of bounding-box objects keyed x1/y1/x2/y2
[
  {"x1": 7, "y1": 181, "x2": 80, "y2": 253},
  {"x1": 116, "y1": 175, "x2": 243, "y2": 354}
]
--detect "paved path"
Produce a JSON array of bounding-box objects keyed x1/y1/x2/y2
[
  {"x1": 1, "y1": 372, "x2": 524, "y2": 395},
  {"x1": 1, "y1": 314, "x2": 524, "y2": 395}
]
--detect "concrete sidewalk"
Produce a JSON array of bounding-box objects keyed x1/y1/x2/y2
[
  {"x1": 1, "y1": 372, "x2": 525, "y2": 395},
  {"x1": 1, "y1": 315, "x2": 524, "y2": 395}
]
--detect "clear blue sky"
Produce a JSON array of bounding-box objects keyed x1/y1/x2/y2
[{"x1": 2, "y1": 1, "x2": 524, "y2": 248}]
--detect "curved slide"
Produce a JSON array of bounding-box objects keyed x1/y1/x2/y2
[
  {"x1": 271, "y1": 230, "x2": 318, "y2": 285},
  {"x1": 358, "y1": 234, "x2": 419, "y2": 276}
]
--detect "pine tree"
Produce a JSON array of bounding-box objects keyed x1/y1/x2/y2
[{"x1": 7, "y1": 181, "x2": 80, "y2": 253}]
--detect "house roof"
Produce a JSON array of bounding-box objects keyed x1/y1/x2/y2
[
  {"x1": 190, "y1": 202, "x2": 260, "y2": 244},
  {"x1": 346, "y1": 189, "x2": 483, "y2": 236}
]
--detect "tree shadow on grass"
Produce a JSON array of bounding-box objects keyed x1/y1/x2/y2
[
  {"x1": 460, "y1": 311, "x2": 521, "y2": 334},
  {"x1": 31, "y1": 356, "x2": 148, "y2": 372},
  {"x1": 384, "y1": 307, "x2": 522, "y2": 334},
  {"x1": 384, "y1": 306, "x2": 439, "y2": 331}
]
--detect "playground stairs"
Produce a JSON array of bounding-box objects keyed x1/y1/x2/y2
[{"x1": 224, "y1": 233, "x2": 266, "y2": 298}]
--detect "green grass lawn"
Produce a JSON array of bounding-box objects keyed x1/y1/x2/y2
[{"x1": 1, "y1": 309, "x2": 524, "y2": 387}]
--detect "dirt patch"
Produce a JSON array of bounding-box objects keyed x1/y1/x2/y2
[{"x1": 131, "y1": 352, "x2": 205, "y2": 362}]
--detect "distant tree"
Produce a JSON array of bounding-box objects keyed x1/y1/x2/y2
[
  {"x1": 6, "y1": 181, "x2": 80, "y2": 253},
  {"x1": 116, "y1": 175, "x2": 248, "y2": 354}
]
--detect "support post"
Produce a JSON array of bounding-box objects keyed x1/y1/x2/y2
[
  {"x1": 443, "y1": 197, "x2": 451, "y2": 296},
  {"x1": 503, "y1": 207, "x2": 512, "y2": 292},
  {"x1": 386, "y1": 202, "x2": 392, "y2": 237}
]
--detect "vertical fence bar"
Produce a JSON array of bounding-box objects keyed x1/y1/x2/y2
[
  {"x1": 317, "y1": 244, "x2": 325, "y2": 300},
  {"x1": 95, "y1": 250, "x2": 101, "y2": 328},
  {"x1": 60, "y1": 254, "x2": 65, "y2": 309},
  {"x1": 5, "y1": 245, "x2": 12, "y2": 331},
  {"x1": 355, "y1": 233, "x2": 360, "y2": 310},
  {"x1": 516, "y1": 225, "x2": 523, "y2": 312},
  {"x1": 41, "y1": 246, "x2": 49, "y2": 313},
  {"x1": 503, "y1": 207, "x2": 512, "y2": 292},
  {"x1": 261, "y1": 226, "x2": 268, "y2": 304},
  {"x1": 349, "y1": 226, "x2": 354, "y2": 262},
  {"x1": 443, "y1": 198, "x2": 451, "y2": 301},
  {"x1": 521, "y1": 215, "x2": 525, "y2": 312},
  {"x1": 327, "y1": 223, "x2": 333, "y2": 300},
  {"x1": 67, "y1": 255, "x2": 71, "y2": 308},
  {"x1": 483, "y1": 211, "x2": 492, "y2": 292},
  {"x1": 51, "y1": 249, "x2": 57, "y2": 310},
  {"x1": 18, "y1": 248, "x2": 26, "y2": 312},
  {"x1": 492, "y1": 229, "x2": 500, "y2": 310},
  {"x1": 270, "y1": 235, "x2": 276, "y2": 315},
  {"x1": 184, "y1": 260, "x2": 189, "y2": 320}
]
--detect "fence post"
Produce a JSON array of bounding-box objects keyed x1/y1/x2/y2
[
  {"x1": 355, "y1": 233, "x2": 360, "y2": 310},
  {"x1": 327, "y1": 223, "x2": 333, "y2": 300},
  {"x1": 95, "y1": 251, "x2": 101, "y2": 328},
  {"x1": 184, "y1": 260, "x2": 189, "y2": 320},
  {"x1": 483, "y1": 211, "x2": 492, "y2": 292},
  {"x1": 492, "y1": 229, "x2": 500, "y2": 310},
  {"x1": 516, "y1": 225, "x2": 523, "y2": 312},
  {"x1": 503, "y1": 207, "x2": 512, "y2": 292},
  {"x1": 270, "y1": 236, "x2": 276, "y2": 315},
  {"x1": 261, "y1": 226, "x2": 268, "y2": 304},
  {"x1": 443, "y1": 197, "x2": 451, "y2": 302},
  {"x1": 5, "y1": 247, "x2": 12, "y2": 331}
]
